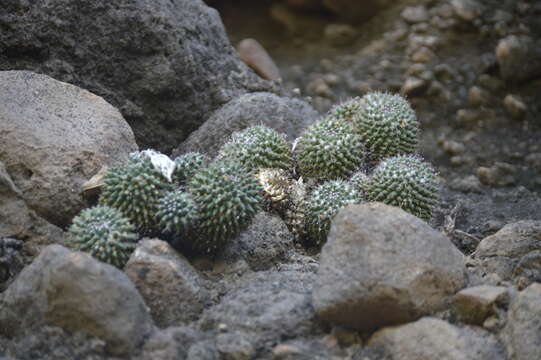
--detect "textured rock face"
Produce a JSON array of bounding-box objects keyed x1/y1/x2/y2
[
  {"x1": 125, "y1": 239, "x2": 209, "y2": 328},
  {"x1": 218, "y1": 212, "x2": 295, "y2": 271},
  {"x1": 313, "y1": 203, "x2": 466, "y2": 331},
  {"x1": 502, "y1": 283, "x2": 541, "y2": 360},
  {"x1": 199, "y1": 270, "x2": 317, "y2": 352},
  {"x1": 474, "y1": 221, "x2": 541, "y2": 287},
  {"x1": 173, "y1": 92, "x2": 319, "y2": 158},
  {"x1": 0, "y1": 0, "x2": 269, "y2": 152},
  {"x1": 453, "y1": 285, "x2": 509, "y2": 325},
  {"x1": 358, "y1": 317, "x2": 506, "y2": 360},
  {"x1": 0, "y1": 71, "x2": 138, "y2": 227},
  {"x1": 0, "y1": 245, "x2": 154, "y2": 356}
]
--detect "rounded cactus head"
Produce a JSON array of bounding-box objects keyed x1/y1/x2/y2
[
  {"x1": 329, "y1": 97, "x2": 363, "y2": 123},
  {"x1": 306, "y1": 180, "x2": 363, "y2": 245},
  {"x1": 68, "y1": 206, "x2": 138, "y2": 268},
  {"x1": 99, "y1": 151, "x2": 174, "y2": 231},
  {"x1": 173, "y1": 152, "x2": 209, "y2": 185},
  {"x1": 187, "y1": 160, "x2": 262, "y2": 253},
  {"x1": 351, "y1": 92, "x2": 419, "y2": 160},
  {"x1": 349, "y1": 170, "x2": 370, "y2": 195},
  {"x1": 366, "y1": 155, "x2": 439, "y2": 221},
  {"x1": 217, "y1": 125, "x2": 292, "y2": 171},
  {"x1": 295, "y1": 118, "x2": 366, "y2": 181},
  {"x1": 156, "y1": 190, "x2": 200, "y2": 235}
]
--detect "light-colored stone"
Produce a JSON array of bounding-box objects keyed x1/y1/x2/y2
[
  {"x1": 360, "y1": 317, "x2": 506, "y2": 360},
  {"x1": 401, "y1": 6, "x2": 429, "y2": 23},
  {"x1": 453, "y1": 285, "x2": 508, "y2": 324},
  {"x1": 503, "y1": 94, "x2": 527, "y2": 119},
  {"x1": 0, "y1": 71, "x2": 138, "y2": 227},
  {"x1": 313, "y1": 203, "x2": 466, "y2": 331},
  {"x1": 502, "y1": 283, "x2": 541, "y2": 360},
  {"x1": 0, "y1": 245, "x2": 154, "y2": 355},
  {"x1": 238, "y1": 38, "x2": 281, "y2": 81},
  {"x1": 124, "y1": 239, "x2": 208, "y2": 328},
  {"x1": 451, "y1": 0, "x2": 481, "y2": 21}
]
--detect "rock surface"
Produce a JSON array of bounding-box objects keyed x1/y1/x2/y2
[
  {"x1": 453, "y1": 285, "x2": 508, "y2": 325},
  {"x1": 473, "y1": 221, "x2": 541, "y2": 287},
  {"x1": 125, "y1": 239, "x2": 209, "y2": 328},
  {"x1": 218, "y1": 212, "x2": 295, "y2": 271},
  {"x1": 502, "y1": 283, "x2": 541, "y2": 360},
  {"x1": 0, "y1": 245, "x2": 154, "y2": 356},
  {"x1": 199, "y1": 270, "x2": 318, "y2": 354},
  {"x1": 0, "y1": 0, "x2": 270, "y2": 152},
  {"x1": 0, "y1": 71, "x2": 138, "y2": 227},
  {"x1": 173, "y1": 92, "x2": 319, "y2": 158},
  {"x1": 496, "y1": 35, "x2": 541, "y2": 84},
  {"x1": 313, "y1": 203, "x2": 466, "y2": 331},
  {"x1": 357, "y1": 317, "x2": 506, "y2": 360}
]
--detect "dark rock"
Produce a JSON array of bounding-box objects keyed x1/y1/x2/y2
[
  {"x1": 0, "y1": 71, "x2": 138, "y2": 227},
  {"x1": 0, "y1": 237, "x2": 23, "y2": 292},
  {"x1": 313, "y1": 203, "x2": 466, "y2": 332},
  {"x1": 173, "y1": 92, "x2": 318, "y2": 158},
  {"x1": 322, "y1": 0, "x2": 395, "y2": 23},
  {"x1": 218, "y1": 212, "x2": 295, "y2": 271},
  {"x1": 502, "y1": 283, "x2": 541, "y2": 360},
  {"x1": 199, "y1": 270, "x2": 318, "y2": 353},
  {"x1": 0, "y1": 0, "x2": 270, "y2": 153},
  {"x1": 0, "y1": 245, "x2": 154, "y2": 356},
  {"x1": 124, "y1": 239, "x2": 209, "y2": 328},
  {"x1": 473, "y1": 221, "x2": 541, "y2": 286},
  {"x1": 357, "y1": 317, "x2": 506, "y2": 360}
]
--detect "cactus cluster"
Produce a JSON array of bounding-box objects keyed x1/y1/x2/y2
[
  {"x1": 68, "y1": 206, "x2": 137, "y2": 268},
  {"x1": 187, "y1": 160, "x2": 262, "y2": 252},
  {"x1": 70, "y1": 91, "x2": 439, "y2": 262},
  {"x1": 99, "y1": 151, "x2": 174, "y2": 231},
  {"x1": 218, "y1": 125, "x2": 291, "y2": 171},
  {"x1": 295, "y1": 118, "x2": 365, "y2": 181},
  {"x1": 366, "y1": 155, "x2": 438, "y2": 221},
  {"x1": 306, "y1": 180, "x2": 363, "y2": 244}
]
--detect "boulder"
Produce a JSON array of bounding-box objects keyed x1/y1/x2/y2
[
  {"x1": 473, "y1": 221, "x2": 541, "y2": 287},
  {"x1": 124, "y1": 239, "x2": 209, "y2": 328},
  {"x1": 0, "y1": 0, "x2": 270, "y2": 152},
  {"x1": 357, "y1": 317, "x2": 506, "y2": 360},
  {"x1": 0, "y1": 245, "x2": 154, "y2": 356},
  {"x1": 313, "y1": 203, "x2": 466, "y2": 331},
  {"x1": 140, "y1": 326, "x2": 200, "y2": 360},
  {"x1": 502, "y1": 283, "x2": 541, "y2": 360},
  {"x1": 0, "y1": 71, "x2": 138, "y2": 227},
  {"x1": 173, "y1": 92, "x2": 319, "y2": 158}
]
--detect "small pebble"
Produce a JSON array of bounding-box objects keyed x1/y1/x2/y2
[
  {"x1": 238, "y1": 38, "x2": 281, "y2": 81},
  {"x1": 503, "y1": 94, "x2": 527, "y2": 119}
]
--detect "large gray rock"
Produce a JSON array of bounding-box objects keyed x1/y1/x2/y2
[
  {"x1": 0, "y1": 159, "x2": 63, "y2": 247},
  {"x1": 0, "y1": 71, "x2": 138, "y2": 227},
  {"x1": 453, "y1": 285, "x2": 509, "y2": 325},
  {"x1": 125, "y1": 239, "x2": 209, "y2": 328},
  {"x1": 199, "y1": 270, "x2": 317, "y2": 352},
  {"x1": 0, "y1": 245, "x2": 154, "y2": 356},
  {"x1": 502, "y1": 283, "x2": 541, "y2": 360},
  {"x1": 0, "y1": 0, "x2": 270, "y2": 153},
  {"x1": 218, "y1": 212, "x2": 295, "y2": 271},
  {"x1": 173, "y1": 92, "x2": 319, "y2": 158},
  {"x1": 473, "y1": 221, "x2": 541, "y2": 287},
  {"x1": 313, "y1": 203, "x2": 466, "y2": 331},
  {"x1": 357, "y1": 317, "x2": 506, "y2": 360},
  {"x1": 139, "y1": 326, "x2": 200, "y2": 360}
]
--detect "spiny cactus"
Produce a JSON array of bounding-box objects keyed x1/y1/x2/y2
[
  {"x1": 256, "y1": 168, "x2": 294, "y2": 205},
  {"x1": 187, "y1": 160, "x2": 262, "y2": 253},
  {"x1": 366, "y1": 155, "x2": 438, "y2": 221},
  {"x1": 349, "y1": 170, "x2": 370, "y2": 195},
  {"x1": 99, "y1": 151, "x2": 174, "y2": 231},
  {"x1": 173, "y1": 152, "x2": 209, "y2": 185},
  {"x1": 218, "y1": 125, "x2": 292, "y2": 171},
  {"x1": 295, "y1": 118, "x2": 366, "y2": 181},
  {"x1": 68, "y1": 206, "x2": 138, "y2": 268},
  {"x1": 350, "y1": 92, "x2": 419, "y2": 160},
  {"x1": 329, "y1": 97, "x2": 362, "y2": 123},
  {"x1": 156, "y1": 190, "x2": 200, "y2": 235},
  {"x1": 306, "y1": 180, "x2": 363, "y2": 245}
]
